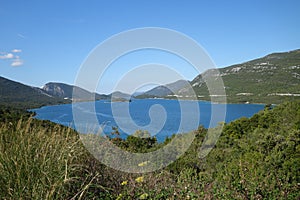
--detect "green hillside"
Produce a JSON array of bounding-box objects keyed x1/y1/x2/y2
[
  {"x1": 0, "y1": 77, "x2": 69, "y2": 109},
  {"x1": 172, "y1": 49, "x2": 300, "y2": 103}
]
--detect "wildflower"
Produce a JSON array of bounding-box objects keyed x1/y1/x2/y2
[
  {"x1": 139, "y1": 193, "x2": 148, "y2": 199},
  {"x1": 121, "y1": 180, "x2": 128, "y2": 186},
  {"x1": 138, "y1": 161, "x2": 149, "y2": 167},
  {"x1": 135, "y1": 176, "x2": 144, "y2": 183},
  {"x1": 116, "y1": 194, "x2": 123, "y2": 200}
]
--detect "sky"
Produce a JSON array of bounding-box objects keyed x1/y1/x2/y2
[{"x1": 1, "y1": 0, "x2": 300, "y2": 94}]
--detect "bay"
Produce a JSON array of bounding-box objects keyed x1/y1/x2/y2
[{"x1": 31, "y1": 99, "x2": 265, "y2": 142}]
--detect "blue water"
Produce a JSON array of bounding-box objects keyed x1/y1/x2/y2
[{"x1": 31, "y1": 99, "x2": 265, "y2": 142}]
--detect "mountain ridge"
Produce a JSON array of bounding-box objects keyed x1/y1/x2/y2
[
  {"x1": 139, "y1": 49, "x2": 300, "y2": 104},
  {"x1": 1, "y1": 49, "x2": 300, "y2": 107},
  {"x1": 0, "y1": 78, "x2": 132, "y2": 109},
  {"x1": 136, "y1": 80, "x2": 189, "y2": 98},
  {"x1": 43, "y1": 82, "x2": 110, "y2": 101},
  {"x1": 0, "y1": 76, "x2": 69, "y2": 109}
]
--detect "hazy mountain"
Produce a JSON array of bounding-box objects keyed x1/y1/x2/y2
[
  {"x1": 43, "y1": 82, "x2": 131, "y2": 102},
  {"x1": 137, "y1": 80, "x2": 189, "y2": 98},
  {"x1": 109, "y1": 91, "x2": 132, "y2": 101}
]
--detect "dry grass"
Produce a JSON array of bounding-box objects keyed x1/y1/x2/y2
[{"x1": 0, "y1": 118, "x2": 102, "y2": 199}]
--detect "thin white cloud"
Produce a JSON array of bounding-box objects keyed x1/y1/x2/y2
[
  {"x1": 0, "y1": 53, "x2": 14, "y2": 59},
  {"x1": 11, "y1": 59, "x2": 24, "y2": 67},
  {"x1": 17, "y1": 33, "x2": 26, "y2": 39},
  {"x1": 12, "y1": 49, "x2": 22, "y2": 53}
]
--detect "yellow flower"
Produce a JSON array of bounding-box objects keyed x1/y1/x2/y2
[
  {"x1": 138, "y1": 161, "x2": 149, "y2": 167},
  {"x1": 121, "y1": 180, "x2": 128, "y2": 186},
  {"x1": 139, "y1": 193, "x2": 149, "y2": 199},
  {"x1": 135, "y1": 176, "x2": 144, "y2": 183},
  {"x1": 116, "y1": 193, "x2": 123, "y2": 200}
]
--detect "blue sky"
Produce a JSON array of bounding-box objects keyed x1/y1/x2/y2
[{"x1": 1, "y1": 0, "x2": 300, "y2": 94}]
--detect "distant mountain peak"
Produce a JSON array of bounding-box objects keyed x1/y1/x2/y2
[{"x1": 136, "y1": 79, "x2": 189, "y2": 98}]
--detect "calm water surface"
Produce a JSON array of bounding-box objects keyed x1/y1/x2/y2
[{"x1": 31, "y1": 99, "x2": 265, "y2": 142}]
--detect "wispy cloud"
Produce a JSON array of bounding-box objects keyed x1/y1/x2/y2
[
  {"x1": 17, "y1": 33, "x2": 26, "y2": 39},
  {"x1": 11, "y1": 58, "x2": 24, "y2": 67},
  {"x1": 0, "y1": 53, "x2": 14, "y2": 59},
  {"x1": 11, "y1": 49, "x2": 22, "y2": 53}
]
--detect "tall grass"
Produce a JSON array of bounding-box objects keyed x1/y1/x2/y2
[{"x1": 0, "y1": 118, "x2": 101, "y2": 199}]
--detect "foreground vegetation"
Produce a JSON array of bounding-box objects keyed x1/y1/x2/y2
[{"x1": 0, "y1": 101, "x2": 299, "y2": 199}]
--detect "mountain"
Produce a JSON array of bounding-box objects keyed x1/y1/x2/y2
[
  {"x1": 43, "y1": 82, "x2": 109, "y2": 101},
  {"x1": 2, "y1": 49, "x2": 299, "y2": 107},
  {"x1": 136, "y1": 80, "x2": 189, "y2": 98},
  {"x1": 43, "y1": 82, "x2": 132, "y2": 102},
  {"x1": 0, "y1": 76, "x2": 68, "y2": 109},
  {"x1": 109, "y1": 91, "x2": 132, "y2": 101},
  {"x1": 170, "y1": 49, "x2": 300, "y2": 103},
  {"x1": 0, "y1": 77, "x2": 134, "y2": 109}
]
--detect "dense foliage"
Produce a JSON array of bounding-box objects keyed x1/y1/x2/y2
[{"x1": 0, "y1": 101, "x2": 299, "y2": 199}]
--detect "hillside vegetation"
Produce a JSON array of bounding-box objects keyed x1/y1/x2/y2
[
  {"x1": 0, "y1": 77, "x2": 131, "y2": 109},
  {"x1": 140, "y1": 49, "x2": 300, "y2": 104},
  {"x1": 0, "y1": 101, "x2": 299, "y2": 199},
  {"x1": 0, "y1": 77, "x2": 69, "y2": 109}
]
